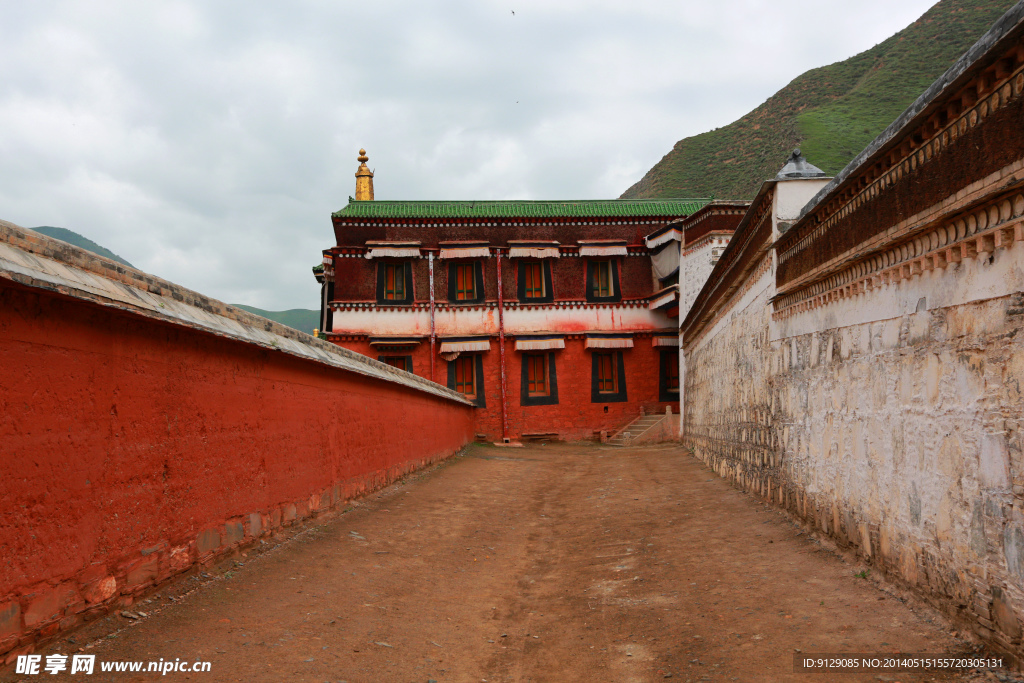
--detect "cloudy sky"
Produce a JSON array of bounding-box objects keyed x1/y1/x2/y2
[{"x1": 1, "y1": 0, "x2": 938, "y2": 311}]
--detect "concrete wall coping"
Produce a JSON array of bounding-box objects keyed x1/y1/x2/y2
[{"x1": 0, "y1": 219, "x2": 473, "y2": 406}]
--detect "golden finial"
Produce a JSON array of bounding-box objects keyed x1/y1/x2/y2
[{"x1": 355, "y1": 148, "x2": 374, "y2": 201}]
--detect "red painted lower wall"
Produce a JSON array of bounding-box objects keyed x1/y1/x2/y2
[
  {"x1": 0, "y1": 281, "x2": 474, "y2": 658},
  {"x1": 339, "y1": 337, "x2": 674, "y2": 441}
]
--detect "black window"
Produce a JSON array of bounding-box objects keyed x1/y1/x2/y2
[
  {"x1": 320, "y1": 280, "x2": 334, "y2": 334},
  {"x1": 591, "y1": 350, "x2": 627, "y2": 402},
  {"x1": 517, "y1": 260, "x2": 554, "y2": 303},
  {"x1": 585, "y1": 260, "x2": 621, "y2": 302},
  {"x1": 447, "y1": 261, "x2": 485, "y2": 304},
  {"x1": 520, "y1": 352, "x2": 559, "y2": 406},
  {"x1": 376, "y1": 261, "x2": 413, "y2": 305},
  {"x1": 658, "y1": 267, "x2": 679, "y2": 288},
  {"x1": 659, "y1": 350, "x2": 680, "y2": 402}
]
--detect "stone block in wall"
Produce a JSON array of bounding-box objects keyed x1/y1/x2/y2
[
  {"x1": 283, "y1": 504, "x2": 297, "y2": 524},
  {"x1": 196, "y1": 528, "x2": 220, "y2": 554},
  {"x1": 980, "y1": 434, "x2": 1011, "y2": 489},
  {"x1": 223, "y1": 521, "x2": 244, "y2": 546},
  {"x1": 270, "y1": 508, "x2": 282, "y2": 529},
  {"x1": 125, "y1": 556, "x2": 159, "y2": 589},
  {"x1": 80, "y1": 575, "x2": 117, "y2": 605},
  {"x1": 23, "y1": 584, "x2": 79, "y2": 629},
  {"x1": 975, "y1": 594, "x2": 994, "y2": 621},
  {"x1": 993, "y1": 587, "x2": 1023, "y2": 644},
  {"x1": 0, "y1": 601, "x2": 20, "y2": 641},
  {"x1": 167, "y1": 546, "x2": 191, "y2": 574},
  {"x1": 247, "y1": 513, "x2": 262, "y2": 538}
]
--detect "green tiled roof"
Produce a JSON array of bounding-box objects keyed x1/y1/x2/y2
[{"x1": 332, "y1": 198, "x2": 710, "y2": 219}]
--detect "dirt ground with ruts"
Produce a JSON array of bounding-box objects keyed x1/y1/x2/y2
[{"x1": 5, "y1": 442, "x2": 1016, "y2": 682}]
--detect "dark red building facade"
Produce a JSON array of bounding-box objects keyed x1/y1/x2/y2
[{"x1": 318, "y1": 182, "x2": 707, "y2": 441}]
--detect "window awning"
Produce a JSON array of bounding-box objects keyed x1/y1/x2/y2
[
  {"x1": 579, "y1": 240, "x2": 628, "y2": 257},
  {"x1": 645, "y1": 227, "x2": 681, "y2": 249},
  {"x1": 515, "y1": 335, "x2": 565, "y2": 351},
  {"x1": 364, "y1": 241, "x2": 421, "y2": 259},
  {"x1": 585, "y1": 333, "x2": 634, "y2": 349},
  {"x1": 652, "y1": 334, "x2": 680, "y2": 347},
  {"x1": 438, "y1": 337, "x2": 491, "y2": 353},
  {"x1": 369, "y1": 336, "x2": 423, "y2": 347},
  {"x1": 508, "y1": 241, "x2": 560, "y2": 259},
  {"x1": 438, "y1": 241, "x2": 490, "y2": 259},
  {"x1": 649, "y1": 285, "x2": 679, "y2": 310}
]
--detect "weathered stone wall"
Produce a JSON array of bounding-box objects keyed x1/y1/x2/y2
[
  {"x1": 685, "y1": 246, "x2": 1024, "y2": 655},
  {"x1": 682, "y1": 9, "x2": 1024, "y2": 658},
  {"x1": 684, "y1": 257, "x2": 778, "y2": 498},
  {"x1": 769, "y1": 240, "x2": 1024, "y2": 652}
]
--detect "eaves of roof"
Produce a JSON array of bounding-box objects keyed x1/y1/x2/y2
[{"x1": 332, "y1": 198, "x2": 710, "y2": 220}]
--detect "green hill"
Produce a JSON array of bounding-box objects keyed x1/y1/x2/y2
[
  {"x1": 232, "y1": 305, "x2": 320, "y2": 335},
  {"x1": 30, "y1": 226, "x2": 135, "y2": 268},
  {"x1": 621, "y1": 0, "x2": 1017, "y2": 200},
  {"x1": 26, "y1": 226, "x2": 319, "y2": 333}
]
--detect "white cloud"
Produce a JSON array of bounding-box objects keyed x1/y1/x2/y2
[{"x1": 0, "y1": 0, "x2": 940, "y2": 309}]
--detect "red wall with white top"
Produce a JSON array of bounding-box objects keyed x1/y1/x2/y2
[
  {"x1": 339, "y1": 337, "x2": 674, "y2": 441},
  {"x1": 0, "y1": 280, "x2": 474, "y2": 660}
]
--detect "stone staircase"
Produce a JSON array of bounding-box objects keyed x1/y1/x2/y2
[{"x1": 605, "y1": 412, "x2": 668, "y2": 447}]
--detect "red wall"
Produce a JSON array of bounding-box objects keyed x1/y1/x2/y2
[
  {"x1": 0, "y1": 281, "x2": 474, "y2": 658},
  {"x1": 332, "y1": 255, "x2": 652, "y2": 305},
  {"x1": 342, "y1": 337, "x2": 672, "y2": 441}
]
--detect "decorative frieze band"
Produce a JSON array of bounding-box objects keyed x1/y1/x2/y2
[
  {"x1": 780, "y1": 59, "x2": 1024, "y2": 269},
  {"x1": 329, "y1": 299, "x2": 655, "y2": 312},
  {"x1": 773, "y1": 191, "x2": 1024, "y2": 319}
]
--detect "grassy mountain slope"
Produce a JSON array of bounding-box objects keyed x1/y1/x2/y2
[
  {"x1": 621, "y1": 0, "x2": 1017, "y2": 200},
  {"x1": 30, "y1": 226, "x2": 135, "y2": 268},
  {"x1": 233, "y1": 305, "x2": 320, "y2": 334}
]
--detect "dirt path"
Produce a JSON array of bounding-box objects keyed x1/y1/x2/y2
[{"x1": 8, "y1": 442, "x2": 1007, "y2": 682}]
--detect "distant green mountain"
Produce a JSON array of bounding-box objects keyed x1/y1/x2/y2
[
  {"x1": 27, "y1": 225, "x2": 319, "y2": 333},
  {"x1": 622, "y1": 0, "x2": 1017, "y2": 200},
  {"x1": 30, "y1": 226, "x2": 135, "y2": 268},
  {"x1": 233, "y1": 305, "x2": 320, "y2": 335}
]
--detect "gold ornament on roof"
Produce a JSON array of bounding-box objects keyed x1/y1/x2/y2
[{"x1": 355, "y1": 148, "x2": 374, "y2": 201}]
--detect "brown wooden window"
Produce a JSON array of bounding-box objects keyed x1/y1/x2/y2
[
  {"x1": 454, "y1": 263, "x2": 476, "y2": 301},
  {"x1": 447, "y1": 261, "x2": 483, "y2": 304},
  {"x1": 521, "y1": 351, "x2": 558, "y2": 406},
  {"x1": 595, "y1": 352, "x2": 618, "y2": 393},
  {"x1": 383, "y1": 263, "x2": 405, "y2": 301},
  {"x1": 591, "y1": 261, "x2": 613, "y2": 298},
  {"x1": 523, "y1": 262, "x2": 545, "y2": 299},
  {"x1": 525, "y1": 354, "x2": 549, "y2": 396},
  {"x1": 454, "y1": 355, "x2": 476, "y2": 398}
]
